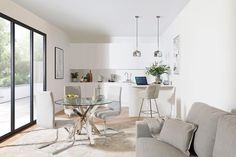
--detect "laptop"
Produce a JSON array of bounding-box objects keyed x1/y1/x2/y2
[{"x1": 135, "y1": 76, "x2": 148, "y2": 85}]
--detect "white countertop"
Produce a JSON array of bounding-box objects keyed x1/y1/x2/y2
[
  {"x1": 68, "y1": 82, "x2": 174, "y2": 88},
  {"x1": 131, "y1": 84, "x2": 174, "y2": 88}
]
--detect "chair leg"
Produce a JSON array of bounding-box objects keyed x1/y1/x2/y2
[
  {"x1": 138, "y1": 99, "x2": 144, "y2": 120},
  {"x1": 104, "y1": 120, "x2": 107, "y2": 134},
  {"x1": 149, "y1": 99, "x2": 153, "y2": 118},
  {"x1": 154, "y1": 99, "x2": 160, "y2": 116},
  {"x1": 52, "y1": 128, "x2": 76, "y2": 155},
  {"x1": 38, "y1": 129, "x2": 59, "y2": 149}
]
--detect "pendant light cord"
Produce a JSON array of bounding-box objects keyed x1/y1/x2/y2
[
  {"x1": 135, "y1": 16, "x2": 139, "y2": 50},
  {"x1": 157, "y1": 16, "x2": 160, "y2": 50}
]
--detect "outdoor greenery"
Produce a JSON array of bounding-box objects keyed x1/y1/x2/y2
[
  {"x1": 0, "y1": 18, "x2": 11, "y2": 87},
  {"x1": 146, "y1": 62, "x2": 170, "y2": 76},
  {"x1": 0, "y1": 18, "x2": 43, "y2": 87}
]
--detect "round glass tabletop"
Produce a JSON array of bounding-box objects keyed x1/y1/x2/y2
[{"x1": 55, "y1": 97, "x2": 112, "y2": 107}]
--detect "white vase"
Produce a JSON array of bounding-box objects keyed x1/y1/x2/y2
[{"x1": 155, "y1": 75, "x2": 162, "y2": 84}]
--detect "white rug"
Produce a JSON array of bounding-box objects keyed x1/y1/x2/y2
[{"x1": 0, "y1": 124, "x2": 136, "y2": 157}]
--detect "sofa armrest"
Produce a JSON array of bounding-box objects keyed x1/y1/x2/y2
[{"x1": 136, "y1": 121, "x2": 152, "y2": 138}]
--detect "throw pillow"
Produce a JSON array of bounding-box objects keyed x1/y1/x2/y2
[
  {"x1": 159, "y1": 118, "x2": 197, "y2": 155},
  {"x1": 144, "y1": 117, "x2": 164, "y2": 137}
]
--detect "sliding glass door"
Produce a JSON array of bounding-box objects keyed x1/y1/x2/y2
[
  {"x1": 15, "y1": 24, "x2": 31, "y2": 129},
  {"x1": 33, "y1": 32, "x2": 45, "y2": 120},
  {"x1": 0, "y1": 13, "x2": 46, "y2": 141},
  {"x1": 0, "y1": 17, "x2": 11, "y2": 137}
]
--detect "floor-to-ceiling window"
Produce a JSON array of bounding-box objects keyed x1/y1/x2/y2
[
  {"x1": 0, "y1": 13, "x2": 46, "y2": 141},
  {"x1": 0, "y1": 16, "x2": 11, "y2": 137}
]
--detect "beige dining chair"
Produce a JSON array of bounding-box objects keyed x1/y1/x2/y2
[
  {"x1": 94, "y1": 85, "x2": 122, "y2": 135},
  {"x1": 64, "y1": 86, "x2": 81, "y2": 117},
  {"x1": 36, "y1": 91, "x2": 75, "y2": 154}
]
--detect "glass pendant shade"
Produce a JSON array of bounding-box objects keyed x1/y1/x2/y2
[
  {"x1": 133, "y1": 16, "x2": 141, "y2": 57},
  {"x1": 154, "y1": 16, "x2": 162, "y2": 57},
  {"x1": 154, "y1": 50, "x2": 162, "y2": 57},
  {"x1": 133, "y1": 50, "x2": 141, "y2": 57}
]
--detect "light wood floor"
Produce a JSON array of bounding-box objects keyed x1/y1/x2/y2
[{"x1": 0, "y1": 107, "x2": 141, "y2": 147}]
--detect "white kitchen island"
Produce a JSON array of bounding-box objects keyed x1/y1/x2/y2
[{"x1": 66, "y1": 82, "x2": 175, "y2": 117}]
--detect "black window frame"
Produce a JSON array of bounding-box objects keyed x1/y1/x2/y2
[{"x1": 0, "y1": 12, "x2": 47, "y2": 142}]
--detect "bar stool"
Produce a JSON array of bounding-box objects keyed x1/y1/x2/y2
[{"x1": 138, "y1": 84, "x2": 160, "y2": 119}]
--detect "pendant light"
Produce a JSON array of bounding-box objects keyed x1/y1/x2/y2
[
  {"x1": 133, "y1": 16, "x2": 141, "y2": 57},
  {"x1": 154, "y1": 16, "x2": 162, "y2": 57}
]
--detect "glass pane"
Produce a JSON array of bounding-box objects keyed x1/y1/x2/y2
[
  {"x1": 33, "y1": 32, "x2": 44, "y2": 120},
  {"x1": 15, "y1": 24, "x2": 30, "y2": 129},
  {"x1": 0, "y1": 17, "x2": 11, "y2": 136}
]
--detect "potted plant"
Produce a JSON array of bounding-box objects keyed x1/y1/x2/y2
[
  {"x1": 146, "y1": 62, "x2": 170, "y2": 84},
  {"x1": 71, "y1": 72, "x2": 78, "y2": 82}
]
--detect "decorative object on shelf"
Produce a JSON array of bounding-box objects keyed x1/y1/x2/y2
[
  {"x1": 110, "y1": 74, "x2": 117, "y2": 82},
  {"x1": 97, "y1": 75, "x2": 103, "y2": 82},
  {"x1": 173, "y1": 35, "x2": 180, "y2": 74},
  {"x1": 154, "y1": 16, "x2": 162, "y2": 57},
  {"x1": 133, "y1": 16, "x2": 141, "y2": 57},
  {"x1": 71, "y1": 72, "x2": 78, "y2": 82},
  {"x1": 55, "y1": 47, "x2": 64, "y2": 79},
  {"x1": 85, "y1": 70, "x2": 93, "y2": 82},
  {"x1": 146, "y1": 62, "x2": 170, "y2": 84},
  {"x1": 89, "y1": 70, "x2": 93, "y2": 82},
  {"x1": 80, "y1": 76, "x2": 84, "y2": 82}
]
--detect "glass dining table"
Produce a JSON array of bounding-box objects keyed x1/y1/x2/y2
[{"x1": 55, "y1": 97, "x2": 112, "y2": 145}]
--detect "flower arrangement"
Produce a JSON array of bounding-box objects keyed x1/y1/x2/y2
[
  {"x1": 65, "y1": 93, "x2": 78, "y2": 100},
  {"x1": 65, "y1": 93, "x2": 79, "y2": 104},
  {"x1": 146, "y1": 62, "x2": 170, "y2": 84}
]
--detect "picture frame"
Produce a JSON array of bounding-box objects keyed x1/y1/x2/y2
[
  {"x1": 173, "y1": 35, "x2": 180, "y2": 75},
  {"x1": 55, "y1": 47, "x2": 64, "y2": 79}
]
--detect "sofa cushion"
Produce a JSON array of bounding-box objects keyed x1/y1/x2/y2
[
  {"x1": 136, "y1": 137, "x2": 188, "y2": 157},
  {"x1": 159, "y1": 118, "x2": 197, "y2": 155},
  {"x1": 186, "y1": 102, "x2": 228, "y2": 157},
  {"x1": 213, "y1": 115, "x2": 236, "y2": 157}
]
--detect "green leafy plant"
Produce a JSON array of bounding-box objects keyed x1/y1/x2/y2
[
  {"x1": 71, "y1": 72, "x2": 78, "y2": 79},
  {"x1": 146, "y1": 62, "x2": 170, "y2": 76}
]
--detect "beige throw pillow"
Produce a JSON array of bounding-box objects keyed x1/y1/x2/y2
[
  {"x1": 159, "y1": 118, "x2": 197, "y2": 155},
  {"x1": 144, "y1": 117, "x2": 164, "y2": 137}
]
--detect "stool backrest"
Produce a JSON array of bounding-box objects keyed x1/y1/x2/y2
[
  {"x1": 145, "y1": 84, "x2": 160, "y2": 99},
  {"x1": 35, "y1": 91, "x2": 55, "y2": 128}
]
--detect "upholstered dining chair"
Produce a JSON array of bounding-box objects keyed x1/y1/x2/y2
[
  {"x1": 94, "y1": 85, "x2": 122, "y2": 134},
  {"x1": 138, "y1": 84, "x2": 160, "y2": 119},
  {"x1": 64, "y1": 86, "x2": 81, "y2": 117},
  {"x1": 36, "y1": 91, "x2": 75, "y2": 154}
]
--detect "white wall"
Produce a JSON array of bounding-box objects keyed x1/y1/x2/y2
[
  {"x1": 162, "y1": 0, "x2": 236, "y2": 118},
  {"x1": 0, "y1": 0, "x2": 71, "y2": 112},
  {"x1": 69, "y1": 37, "x2": 167, "y2": 70}
]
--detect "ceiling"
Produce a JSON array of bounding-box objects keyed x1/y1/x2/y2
[{"x1": 12, "y1": 0, "x2": 189, "y2": 42}]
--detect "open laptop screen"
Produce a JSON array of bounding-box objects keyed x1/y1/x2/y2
[{"x1": 135, "y1": 76, "x2": 148, "y2": 85}]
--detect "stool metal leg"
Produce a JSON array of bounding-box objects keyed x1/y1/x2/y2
[
  {"x1": 149, "y1": 99, "x2": 152, "y2": 118},
  {"x1": 154, "y1": 99, "x2": 160, "y2": 116},
  {"x1": 138, "y1": 99, "x2": 144, "y2": 120}
]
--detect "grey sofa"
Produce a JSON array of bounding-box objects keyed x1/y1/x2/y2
[{"x1": 136, "y1": 102, "x2": 236, "y2": 157}]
